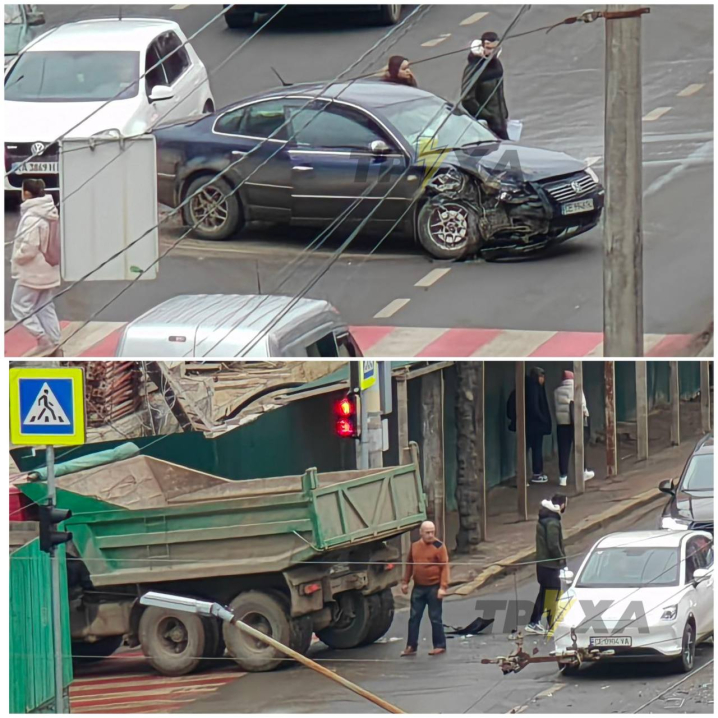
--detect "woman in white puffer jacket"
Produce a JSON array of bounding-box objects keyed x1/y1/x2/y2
[{"x1": 553, "y1": 371, "x2": 595, "y2": 487}]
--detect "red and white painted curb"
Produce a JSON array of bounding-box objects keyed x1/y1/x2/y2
[{"x1": 5, "y1": 321, "x2": 696, "y2": 358}]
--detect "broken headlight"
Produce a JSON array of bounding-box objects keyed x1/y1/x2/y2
[
  {"x1": 426, "y1": 166, "x2": 467, "y2": 195},
  {"x1": 498, "y1": 181, "x2": 535, "y2": 203}
]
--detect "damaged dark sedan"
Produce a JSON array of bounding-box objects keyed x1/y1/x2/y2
[{"x1": 154, "y1": 81, "x2": 604, "y2": 260}]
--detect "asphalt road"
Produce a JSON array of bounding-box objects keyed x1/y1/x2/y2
[
  {"x1": 174, "y1": 500, "x2": 713, "y2": 714},
  {"x1": 4, "y1": 4, "x2": 714, "y2": 341}
]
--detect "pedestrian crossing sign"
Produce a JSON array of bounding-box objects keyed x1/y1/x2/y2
[{"x1": 10, "y1": 367, "x2": 85, "y2": 446}]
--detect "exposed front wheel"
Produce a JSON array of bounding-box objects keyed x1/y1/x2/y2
[
  {"x1": 223, "y1": 590, "x2": 294, "y2": 672},
  {"x1": 672, "y1": 621, "x2": 696, "y2": 673},
  {"x1": 316, "y1": 591, "x2": 371, "y2": 649},
  {"x1": 416, "y1": 199, "x2": 480, "y2": 259},
  {"x1": 184, "y1": 176, "x2": 243, "y2": 241},
  {"x1": 139, "y1": 606, "x2": 206, "y2": 676}
]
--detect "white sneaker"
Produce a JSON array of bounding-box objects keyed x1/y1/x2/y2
[
  {"x1": 584, "y1": 470, "x2": 595, "y2": 481},
  {"x1": 559, "y1": 476, "x2": 567, "y2": 487}
]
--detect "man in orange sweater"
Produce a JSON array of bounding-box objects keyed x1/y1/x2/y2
[{"x1": 400, "y1": 520, "x2": 450, "y2": 656}]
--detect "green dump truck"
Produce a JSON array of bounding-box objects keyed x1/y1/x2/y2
[{"x1": 16, "y1": 445, "x2": 426, "y2": 676}]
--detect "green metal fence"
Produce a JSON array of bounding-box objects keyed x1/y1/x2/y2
[{"x1": 10, "y1": 540, "x2": 72, "y2": 714}]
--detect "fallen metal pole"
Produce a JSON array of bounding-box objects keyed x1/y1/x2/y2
[{"x1": 225, "y1": 612, "x2": 404, "y2": 714}]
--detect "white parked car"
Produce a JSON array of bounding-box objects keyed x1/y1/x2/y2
[
  {"x1": 4, "y1": 18, "x2": 214, "y2": 196},
  {"x1": 554, "y1": 530, "x2": 713, "y2": 675}
]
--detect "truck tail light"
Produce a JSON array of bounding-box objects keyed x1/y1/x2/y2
[
  {"x1": 302, "y1": 583, "x2": 321, "y2": 595},
  {"x1": 384, "y1": 563, "x2": 395, "y2": 571}
]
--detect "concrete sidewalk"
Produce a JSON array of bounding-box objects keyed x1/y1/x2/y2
[{"x1": 439, "y1": 401, "x2": 706, "y2": 599}]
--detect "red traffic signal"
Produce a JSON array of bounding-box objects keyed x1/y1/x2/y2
[{"x1": 334, "y1": 394, "x2": 359, "y2": 438}]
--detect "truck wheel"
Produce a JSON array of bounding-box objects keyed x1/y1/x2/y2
[
  {"x1": 267, "y1": 589, "x2": 313, "y2": 655},
  {"x1": 361, "y1": 589, "x2": 395, "y2": 645},
  {"x1": 316, "y1": 591, "x2": 371, "y2": 649},
  {"x1": 72, "y1": 635, "x2": 123, "y2": 664},
  {"x1": 202, "y1": 616, "x2": 226, "y2": 659},
  {"x1": 223, "y1": 590, "x2": 293, "y2": 672},
  {"x1": 139, "y1": 606, "x2": 206, "y2": 676}
]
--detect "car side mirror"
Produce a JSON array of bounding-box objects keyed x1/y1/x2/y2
[
  {"x1": 149, "y1": 85, "x2": 174, "y2": 103},
  {"x1": 692, "y1": 568, "x2": 709, "y2": 582},
  {"x1": 658, "y1": 479, "x2": 676, "y2": 497},
  {"x1": 26, "y1": 12, "x2": 46, "y2": 26},
  {"x1": 370, "y1": 140, "x2": 391, "y2": 156},
  {"x1": 560, "y1": 569, "x2": 574, "y2": 584}
]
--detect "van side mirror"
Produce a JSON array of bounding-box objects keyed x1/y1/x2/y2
[
  {"x1": 658, "y1": 479, "x2": 676, "y2": 496},
  {"x1": 26, "y1": 11, "x2": 46, "y2": 26}
]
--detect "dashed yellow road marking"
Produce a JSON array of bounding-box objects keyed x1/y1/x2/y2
[
  {"x1": 677, "y1": 83, "x2": 705, "y2": 97},
  {"x1": 422, "y1": 35, "x2": 451, "y2": 48},
  {"x1": 415, "y1": 268, "x2": 452, "y2": 287},
  {"x1": 374, "y1": 298, "x2": 411, "y2": 319},
  {"x1": 643, "y1": 107, "x2": 672, "y2": 121},
  {"x1": 460, "y1": 11, "x2": 489, "y2": 26}
]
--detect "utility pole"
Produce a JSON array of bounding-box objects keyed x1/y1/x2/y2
[
  {"x1": 604, "y1": 361, "x2": 619, "y2": 476},
  {"x1": 603, "y1": 5, "x2": 649, "y2": 356},
  {"x1": 516, "y1": 362, "x2": 527, "y2": 520},
  {"x1": 572, "y1": 362, "x2": 586, "y2": 495},
  {"x1": 353, "y1": 361, "x2": 386, "y2": 470},
  {"x1": 635, "y1": 361, "x2": 649, "y2": 460},
  {"x1": 700, "y1": 362, "x2": 712, "y2": 434},
  {"x1": 669, "y1": 361, "x2": 681, "y2": 446}
]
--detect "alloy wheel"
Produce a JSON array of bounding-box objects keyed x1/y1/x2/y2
[
  {"x1": 429, "y1": 203, "x2": 470, "y2": 248},
  {"x1": 190, "y1": 186, "x2": 230, "y2": 233}
]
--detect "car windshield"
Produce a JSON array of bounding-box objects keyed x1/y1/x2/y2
[
  {"x1": 5, "y1": 5, "x2": 23, "y2": 24},
  {"x1": 381, "y1": 96, "x2": 496, "y2": 154},
  {"x1": 5, "y1": 51, "x2": 140, "y2": 102},
  {"x1": 682, "y1": 453, "x2": 714, "y2": 491},
  {"x1": 577, "y1": 546, "x2": 680, "y2": 588}
]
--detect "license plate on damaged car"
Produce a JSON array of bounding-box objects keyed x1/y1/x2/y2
[
  {"x1": 13, "y1": 161, "x2": 58, "y2": 175},
  {"x1": 562, "y1": 198, "x2": 594, "y2": 215},
  {"x1": 589, "y1": 636, "x2": 632, "y2": 647}
]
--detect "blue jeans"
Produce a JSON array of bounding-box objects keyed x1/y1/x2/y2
[{"x1": 407, "y1": 584, "x2": 446, "y2": 650}]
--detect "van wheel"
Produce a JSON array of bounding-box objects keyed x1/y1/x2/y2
[
  {"x1": 317, "y1": 591, "x2": 371, "y2": 649},
  {"x1": 416, "y1": 198, "x2": 480, "y2": 259},
  {"x1": 361, "y1": 589, "x2": 395, "y2": 645},
  {"x1": 672, "y1": 621, "x2": 696, "y2": 673},
  {"x1": 223, "y1": 590, "x2": 293, "y2": 672},
  {"x1": 139, "y1": 606, "x2": 206, "y2": 676},
  {"x1": 184, "y1": 176, "x2": 243, "y2": 241}
]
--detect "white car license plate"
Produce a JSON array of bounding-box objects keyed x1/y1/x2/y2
[
  {"x1": 562, "y1": 198, "x2": 594, "y2": 215},
  {"x1": 13, "y1": 161, "x2": 58, "y2": 175},
  {"x1": 589, "y1": 636, "x2": 632, "y2": 647}
]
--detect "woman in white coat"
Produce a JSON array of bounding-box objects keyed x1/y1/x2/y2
[{"x1": 553, "y1": 371, "x2": 595, "y2": 487}]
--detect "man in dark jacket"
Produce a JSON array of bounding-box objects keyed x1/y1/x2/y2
[
  {"x1": 526, "y1": 367, "x2": 552, "y2": 483},
  {"x1": 526, "y1": 494, "x2": 568, "y2": 634},
  {"x1": 460, "y1": 32, "x2": 509, "y2": 140}
]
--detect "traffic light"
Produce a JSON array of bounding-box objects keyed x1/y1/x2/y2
[
  {"x1": 334, "y1": 393, "x2": 360, "y2": 438},
  {"x1": 39, "y1": 504, "x2": 73, "y2": 554}
]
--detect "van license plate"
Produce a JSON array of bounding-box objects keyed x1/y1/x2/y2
[
  {"x1": 13, "y1": 162, "x2": 58, "y2": 175},
  {"x1": 589, "y1": 636, "x2": 632, "y2": 647},
  {"x1": 562, "y1": 199, "x2": 594, "y2": 215}
]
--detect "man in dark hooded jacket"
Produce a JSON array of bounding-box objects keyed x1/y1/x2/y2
[
  {"x1": 526, "y1": 494, "x2": 568, "y2": 634},
  {"x1": 526, "y1": 367, "x2": 552, "y2": 483},
  {"x1": 460, "y1": 32, "x2": 509, "y2": 140}
]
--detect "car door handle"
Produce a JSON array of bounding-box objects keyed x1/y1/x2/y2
[{"x1": 292, "y1": 165, "x2": 314, "y2": 172}]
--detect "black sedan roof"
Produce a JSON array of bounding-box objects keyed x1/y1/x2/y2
[{"x1": 219, "y1": 79, "x2": 443, "y2": 114}]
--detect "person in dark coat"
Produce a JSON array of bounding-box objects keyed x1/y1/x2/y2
[
  {"x1": 382, "y1": 55, "x2": 418, "y2": 87},
  {"x1": 460, "y1": 32, "x2": 509, "y2": 140},
  {"x1": 526, "y1": 366, "x2": 552, "y2": 483},
  {"x1": 526, "y1": 494, "x2": 568, "y2": 634}
]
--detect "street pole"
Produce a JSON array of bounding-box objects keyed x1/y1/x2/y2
[
  {"x1": 635, "y1": 361, "x2": 649, "y2": 460},
  {"x1": 572, "y1": 362, "x2": 585, "y2": 495},
  {"x1": 603, "y1": 4, "x2": 645, "y2": 356},
  {"x1": 604, "y1": 361, "x2": 619, "y2": 477},
  {"x1": 365, "y1": 363, "x2": 384, "y2": 469},
  {"x1": 700, "y1": 362, "x2": 712, "y2": 434},
  {"x1": 669, "y1": 361, "x2": 681, "y2": 446},
  {"x1": 46, "y1": 445, "x2": 66, "y2": 713},
  {"x1": 516, "y1": 362, "x2": 527, "y2": 520}
]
